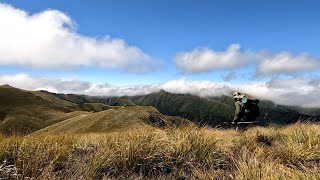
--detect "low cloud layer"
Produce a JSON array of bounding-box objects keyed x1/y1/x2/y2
[
  {"x1": 0, "y1": 74, "x2": 159, "y2": 97},
  {"x1": 174, "y1": 44, "x2": 320, "y2": 76},
  {"x1": 174, "y1": 44, "x2": 251, "y2": 73},
  {"x1": 257, "y1": 52, "x2": 320, "y2": 75},
  {"x1": 0, "y1": 3, "x2": 159, "y2": 73},
  {"x1": 1, "y1": 73, "x2": 320, "y2": 107}
]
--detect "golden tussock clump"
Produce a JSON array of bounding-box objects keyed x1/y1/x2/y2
[{"x1": 0, "y1": 122, "x2": 320, "y2": 179}]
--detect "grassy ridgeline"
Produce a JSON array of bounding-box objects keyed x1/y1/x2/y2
[{"x1": 1, "y1": 123, "x2": 320, "y2": 179}]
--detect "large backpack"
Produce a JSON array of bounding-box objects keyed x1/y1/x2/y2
[{"x1": 243, "y1": 98, "x2": 260, "y2": 120}]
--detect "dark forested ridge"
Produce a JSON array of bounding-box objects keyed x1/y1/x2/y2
[
  {"x1": 130, "y1": 90, "x2": 308, "y2": 126},
  {"x1": 130, "y1": 90, "x2": 234, "y2": 126}
]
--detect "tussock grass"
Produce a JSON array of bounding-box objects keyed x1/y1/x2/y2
[{"x1": 1, "y1": 123, "x2": 320, "y2": 179}]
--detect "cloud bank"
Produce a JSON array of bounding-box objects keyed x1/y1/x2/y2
[
  {"x1": 257, "y1": 52, "x2": 320, "y2": 75},
  {"x1": 0, "y1": 73, "x2": 160, "y2": 97},
  {"x1": 174, "y1": 44, "x2": 320, "y2": 76},
  {"x1": 174, "y1": 44, "x2": 252, "y2": 73},
  {"x1": 1, "y1": 73, "x2": 320, "y2": 107},
  {"x1": 0, "y1": 3, "x2": 159, "y2": 73}
]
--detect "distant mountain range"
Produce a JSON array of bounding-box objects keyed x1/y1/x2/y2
[
  {"x1": 121, "y1": 90, "x2": 315, "y2": 126},
  {"x1": 0, "y1": 84, "x2": 318, "y2": 135},
  {"x1": 38, "y1": 87, "x2": 319, "y2": 126}
]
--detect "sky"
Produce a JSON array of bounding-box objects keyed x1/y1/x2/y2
[{"x1": 0, "y1": 0, "x2": 320, "y2": 107}]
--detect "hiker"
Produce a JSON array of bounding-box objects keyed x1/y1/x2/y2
[{"x1": 232, "y1": 92, "x2": 260, "y2": 130}]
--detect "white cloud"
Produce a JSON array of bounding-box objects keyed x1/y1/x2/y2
[
  {"x1": 256, "y1": 52, "x2": 320, "y2": 75},
  {"x1": 0, "y1": 3, "x2": 159, "y2": 73},
  {"x1": 1, "y1": 73, "x2": 320, "y2": 107},
  {"x1": 163, "y1": 79, "x2": 320, "y2": 107},
  {"x1": 0, "y1": 74, "x2": 233, "y2": 97},
  {"x1": 174, "y1": 44, "x2": 320, "y2": 76},
  {"x1": 174, "y1": 44, "x2": 253, "y2": 73},
  {"x1": 0, "y1": 73, "x2": 160, "y2": 97},
  {"x1": 161, "y1": 79, "x2": 233, "y2": 97},
  {"x1": 263, "y1": 78, "x2": 320, "y2": 107}
]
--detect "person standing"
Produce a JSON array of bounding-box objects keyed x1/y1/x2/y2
[{"x1": 232, "y1": 92, "x2": 260, "y2": 130}]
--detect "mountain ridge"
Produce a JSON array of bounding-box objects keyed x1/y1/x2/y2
[
  {"x1": 35, "y1": 106, "x2": 190, "y2": 134},
  {"x1": 27, "y1": 87, "x2": 315, "y2": 126},
  {"x1": 0, "y1": 85, "x2": 191, "y2": 135}
]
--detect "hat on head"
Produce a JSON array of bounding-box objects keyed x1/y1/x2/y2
[{"x1": 233, "y1": 92, "x2": 244, "y2": 99}]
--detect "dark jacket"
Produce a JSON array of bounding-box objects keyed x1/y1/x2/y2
[{"x1": 233, "y1": 98, "x2": 260, "y2": 123}]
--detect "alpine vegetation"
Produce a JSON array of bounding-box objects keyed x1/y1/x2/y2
[{"x1": 1, "y1": 123, "x2": 320, "y2": 179}]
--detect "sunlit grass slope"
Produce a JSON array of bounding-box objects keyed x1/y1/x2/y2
[
  {"x1": 1, "y1": 122, "x2": 320, "y2": 179},
  {"x1": 35, "y1": 106, "x2": 190, "y2": 134},
  {"x1": 0, "y1": 85, "x2": 73, "y2": 134},
  {"x1": 0, "y1": 85, "x2": 115, "y2": 135}
]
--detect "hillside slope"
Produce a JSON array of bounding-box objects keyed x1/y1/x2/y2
[
  {"x1": 0, "y1": 85, "x2": 117, "y2": 134},
  {"x1": 1, "y1": 84, "x2": 312, "y2": 134},
  {"x1": 282, "y1": 105, "x2": 320, "y2": 116},
  {"x1": 0, "y1": 85, "x2": 79, "y2": 134},
  {"x1": 0, "y1": 85, "x2": 190, "y2": 135},
  {"x1": 130, "y1": 90, "x2": 234, "y2": 126},
  {"x1": 130, "y1": 91, "x2": 308, "y2": 126},
  {"x1": 90, "y1": 96, "x2": 136, "y2": 106},
  {"x1": 36, "y1": 106, "x2": 190, "y2": 134},
  {"x1": 39, "y1": 89, "x2": 310, "y2": 126}
]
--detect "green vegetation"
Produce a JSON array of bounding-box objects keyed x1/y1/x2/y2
[
  {"x1": 91, "y1": 97, "x2": 136, "y2": 106},
  {"x1": 1, "y1": 123, "x2": 320, "y2": 179},
  {"x1": 37, "y1": 87, "x2": 307, "y2": 127},
  {"x1": 282, "y1": 105, "x2": 320, "y2": 116},
  {"x1": 38, "y1": 90, "x2": 89, "y2": 104},
  {"x1": 132, "y1": 90, "x2": 306, "y2": 126},
  {"x1": 131, "y1": 90, "x2": 234, "y2": 126}
]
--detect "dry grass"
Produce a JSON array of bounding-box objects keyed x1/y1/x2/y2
[{"x1": 1, "y1": 122, "x2": 320, "y2": 179}]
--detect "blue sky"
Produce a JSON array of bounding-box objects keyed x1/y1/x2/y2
[{"x1": 0, "y1": 0, "x2": 320, "y2": 106}]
